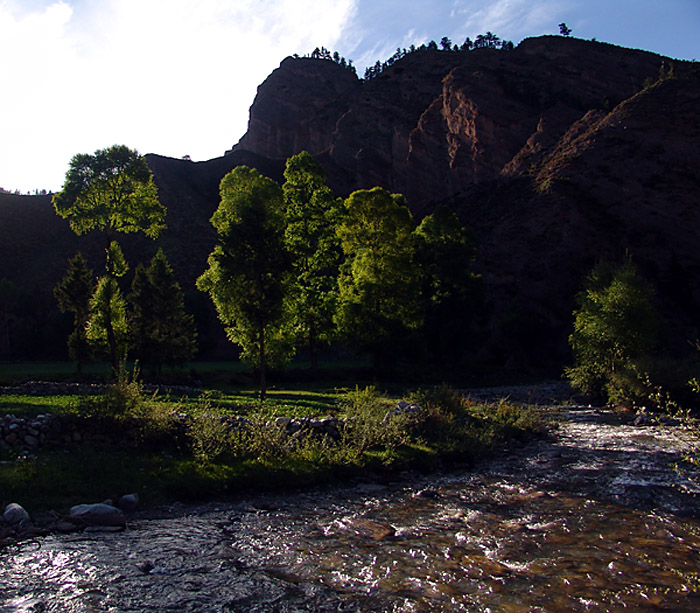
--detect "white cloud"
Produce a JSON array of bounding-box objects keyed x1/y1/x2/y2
[{"x1": 0, "y1": 0, "x2": 357, "y2": 192}]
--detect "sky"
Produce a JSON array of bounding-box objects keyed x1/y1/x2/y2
[{"x1": 1, "y1": 0, "x2": 698, "y2": 193}]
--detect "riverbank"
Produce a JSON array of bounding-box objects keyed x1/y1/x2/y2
[
  {"x1": 2, "y1": 402, "x2": 699, "y2": 610},
  {"x1": 1, "y1": 382, "x2": 545, "y2": 543}
]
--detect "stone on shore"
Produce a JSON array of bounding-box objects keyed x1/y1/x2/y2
[
  {"x1": 3, "y1": 503, "x2": 30, "y2": 526},
  {"x1": 69, "y1": 503, "x2": 126, "y2": 527},
  {"x1": 118, "y1": 493, "x2": 140, "y2": 513}
]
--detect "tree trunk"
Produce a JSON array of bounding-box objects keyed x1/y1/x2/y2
[
  {"x1": 309, "y1": 325, "x2": 318, "y2": 372},
  {"x1": 259, "y1": 322, "x2": 267, "y2": 400}
]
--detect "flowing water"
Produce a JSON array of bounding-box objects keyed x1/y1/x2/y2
[{"x1": 2, "y1": 406, "x2": 700, "y2": 612}]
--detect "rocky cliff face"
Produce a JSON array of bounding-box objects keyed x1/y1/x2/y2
[
  {"x1": 229, "y1": 36, "x2": 672, "y2": 210},
  {"x1": 231, "y1": 57, "x2": 359, "y2": 160}
]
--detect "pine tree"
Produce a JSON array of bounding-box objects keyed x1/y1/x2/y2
[
  {"x1": 86, "y1": 276, "x2": 129, "y2": 366},
  {"x1": 54, "y1": 252, "x2": 94, "y2": 375},
  {"x1": 53, "y1": 144, "x2": 165, "y2": 373},
  {"x1": 130, "y1": 249, "x2": 197, "y2": 376}
]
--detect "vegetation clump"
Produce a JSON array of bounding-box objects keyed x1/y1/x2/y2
[
  {"x1": 565, "y1": 255, "x2": 661, "y2": 406},
  {"x1": 0, "y1": 378, "x2": 542, "y2": 512}
]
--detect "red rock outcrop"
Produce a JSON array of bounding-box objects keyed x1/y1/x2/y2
[{"x1": 229, "y1": 36, "x2": 672, "y2": 211}]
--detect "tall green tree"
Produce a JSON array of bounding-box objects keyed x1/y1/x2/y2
[
  {"x1": 130, "y1": 249, "x2": 197, "y2": 376},
  {"x1": 413, "y1": 206, "x2": 484, "y2": 367},
  {"x1": 85, "y1": 276, "x2": 129, "y2": 365},
  {"x1": 54, "y1": 252, "x2": 94, "y2": 375},
  {"x1": 53, "y1": 145, "x2": 166, "y2": 372},
  {"x1": 565, "y1": 256, "x2": 661, "y2": 403},
  {"x1": 282, "y1": 152, "x2": 342, "y2": 370},
  {"x1": 335, "y1": 187, "x2": 422, "y2": 367},
  {"x1": 197, "y1": 166, "x2": 293, "y2": 399}
]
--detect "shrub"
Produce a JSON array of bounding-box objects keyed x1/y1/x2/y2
[
  {"x1": 338, "y1": 386, "x2": 414, "y2": 457},
  {"x1": 74, "y1": 362, "x2": 145, "y2": 421},
  {"x1": 565, "y1": 256, "x2": 661, "y2": 405},
  {"x1": 189, "y1": 411, "x2": 233, "y2": 464}
]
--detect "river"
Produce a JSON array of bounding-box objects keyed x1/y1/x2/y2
[{"x1": 2, "y1": 405, "x2": 700, "y2": 611}]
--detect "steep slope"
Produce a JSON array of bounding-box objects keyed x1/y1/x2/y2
[
  {"x1": 229, "y1": 36, "x2": 671, "y2": 209},
  {"x1": 451, "y1": 76, "x2": 700, "y2": 367}
]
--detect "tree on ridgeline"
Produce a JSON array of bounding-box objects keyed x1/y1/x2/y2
[
  {"x1": 53, "y1": 144, "x2": 166, "y2": 373},
  {"x1": 197, "y1": 166, "x2": 293, "y2": 399},
  {"x1": 282, "y1": 152, "x2": 342, "y2": 370},
  {"x1": 130, "y1": 249, "x2": 197, "y2": 377},
  {"x1": 559, "y1": 22, "x2": 572, "y2": 37},
  {"x1": 335, "y1": 187, "x2": 422, "y2": 369},
  {"x1": 54, "y1": 252, "x2": 94, "y2": 375}
]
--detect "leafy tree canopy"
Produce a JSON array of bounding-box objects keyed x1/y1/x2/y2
[
  {"x1": 565, "y1": 256, "x2": 661, "y2": 402},
  {"x1": 282, "y1": 152, "x2": 342, "y2": 364},
  {"x1": 197, "y1": 166, "x2": 293, "y2": 397},
  {"x1": 336, "y1": 187, "x2": 422, "y2": 363},
  {"x1": 53, "y1": 144, "x2": 165, "y2": 240},
  {"x1": 414, "y1": 206, "x2": 484, "y2": 365}
]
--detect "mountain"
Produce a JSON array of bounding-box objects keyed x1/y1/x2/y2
[{"x1": 1, "y1": 35, "x2": 698, "y2": 371}]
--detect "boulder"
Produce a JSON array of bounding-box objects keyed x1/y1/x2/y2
[
  {"x1": 3, "y1": 502, "x2": 30, "y2": 526},
  {"x1": 117, "y1": 493, "x2": 140, "y2": 513},
  {"x1": 69, "y1": 503, "x2": 126, "y2": 527}
]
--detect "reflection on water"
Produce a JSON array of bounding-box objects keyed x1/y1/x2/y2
[{"x1": 2, "y1": 408, "x2": 700, "y2": 612}]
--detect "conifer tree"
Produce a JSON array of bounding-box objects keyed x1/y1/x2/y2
[
  {"x1": 53, "y1": 144, "x2": 165, "y2": 372},
  {"x1": 54, "y1": 252, "x2": 94, "y2": 375},
  {"x1": 130, "y1": 249, "x2": 197, "y2": 376},
  {"x1": 86, "y1": 276, "x2": 129, "y2": 366}
]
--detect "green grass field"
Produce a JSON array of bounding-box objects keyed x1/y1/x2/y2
[{"x1": 0, "y1": 362, "x2": 544, "y2": 515}]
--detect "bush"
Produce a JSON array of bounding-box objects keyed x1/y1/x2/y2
[
  {"x1": 565, "y1": 256, "x2": 661, "y2": 405},
  {"x1": 74, "y1": 362, "x2": 144, "y2": 420},
  {"x1": 189, "y1": 411, "x2": 233, "y2": 464},
  {"x1": 338, "y1": 386, "x2": 415, "y2": 458}
]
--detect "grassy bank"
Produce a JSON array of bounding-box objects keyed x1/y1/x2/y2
[{"x1": 0, "y1": 375, "x2": 544, "y2": 513}]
